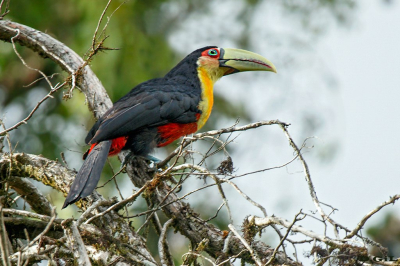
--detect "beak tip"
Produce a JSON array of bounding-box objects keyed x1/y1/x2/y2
[{"x1": 268, "y1": 64, "x2": 277, "y2": 73}]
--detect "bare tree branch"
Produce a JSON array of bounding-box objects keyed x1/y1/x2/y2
[
  {"x1": 84, "y1": 184, "x2": 148, "y2": 225},
  {"x1": 125, "y1": 158, "x2": 296, "y2": 265},
  {"x1": 0, "y1": 152, "x2": 158, "y2": 265},
  {"x1": 22, "y1": 207, "x2": 57, "y2": 251},
  {"x1": 8, "y1": 177, "x2": 52, "y2": 216},
  {"x1": 346, "y1": 194, "x2": 400, "y2": 239},
  {"x1": 9, "y1": 245, "x2": 53, "y2": 265},
  {"x1": 159, "y1": 120, "x2": 289, "y2": 167},
  {"x1": 158, "y1": 218, "x2": 174, "y2": 266},
  {"x1": 0, "y1": 0, "x2": 10, "y2": 19},
  {"x1": 0, "y1": 207, "x2": 11, "y2": 266},
  {"x1": 278, "y1": 124, "x2": 352, "y2": 234},
  {"x1": 62, "y1": 219, "x2": 92, "y2": 266},
  {"x1": 265, "y1": 210, "x2": 305, "y2": 265},
  {"x1": 228, "y1": 224, "x2": 263, "y2": 266},
  {"x1": 248, "y1": 215, "x2": 345, "y2": 246}
]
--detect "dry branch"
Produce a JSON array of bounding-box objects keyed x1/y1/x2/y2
[
  {"x1": 8, "y1": 176, "x2": 52, "y2": 216},
  {"x1": 62, "y1": 219, "x2": 92, "y2": 266},
  {"x1": 0, "y1": 152, "x2": 157, "y2": 264},
  {"x1": 346, "y1": 194, "x2": 400, "y2": 239},
  {"x1": 125, "y1": 158, "x2": 297, "y2": 265},
  {"x1": 158, "y1": 218, "x2": 174, "y2": 266},
  {"x1": 228, "y1": 224, "x2": 263, "y2": 266},
  {"x1": 0, "y1": 207, "x2": 11, "y2": 266},
  {"x1": 248, "y1": 215, "x2": 345, "y2": 247}
]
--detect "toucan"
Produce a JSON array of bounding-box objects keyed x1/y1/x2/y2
[{"x1": 62, "y1": 46, "x2": 276, "y2": 208}]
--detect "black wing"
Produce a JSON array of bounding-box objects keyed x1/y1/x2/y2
[{"x1": 86, "y1": 79, "x2": 201, "y2": 144}]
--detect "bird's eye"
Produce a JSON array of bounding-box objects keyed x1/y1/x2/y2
[{"x1": 208, "y1": 49, "x2": 219, "y2": 57}]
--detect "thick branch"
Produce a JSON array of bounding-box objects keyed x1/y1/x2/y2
[
  {"x1": 0, "y1": 207, "x2": 11, "y2": 266},
  {"x1": 62, "y1": 219, "x2": 92, "y2": 266},
  {"x1": 4, "y1": 217, "x2": 63, "y2": 240},
  {"x1": 0, "y1": 152, "x2": 157, "y2": 265},
  {"x1": 8, "y1": 176, "x2": 52, "y2": 216},
  {"x1": 0, "y1": 152, "x2": 78, "y2": 198}
]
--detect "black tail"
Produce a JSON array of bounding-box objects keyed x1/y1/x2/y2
[{"x1": 62, "y1": 140, "x2": 112, "y2": 209}]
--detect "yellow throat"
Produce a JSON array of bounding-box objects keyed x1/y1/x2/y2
[{"x1": 196, "y1": 65, "x2": 225, "y2": 129}]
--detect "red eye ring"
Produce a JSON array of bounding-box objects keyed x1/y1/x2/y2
[
  {"x1": 201, "y1": 48, "x2": 220, "y2": 58},
  {"x1": 207, "y1": 48, "x2": 219, "y2": 58}
]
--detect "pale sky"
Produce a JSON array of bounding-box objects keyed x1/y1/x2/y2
[
  {"x1": 315, "y1": 0, "x2": 400, "y2": 229},
  {"x1": 167, "y1": 0, "x2": 400, "y2": 258}
]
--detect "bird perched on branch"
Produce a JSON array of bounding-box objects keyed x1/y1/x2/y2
[{"x1": 63, "y1": 46, "x2": 276, "y2": 208}]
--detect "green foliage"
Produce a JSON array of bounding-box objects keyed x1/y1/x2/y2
[{"x1": 367, "y1": 213, "x2": 400, "y2": 256}]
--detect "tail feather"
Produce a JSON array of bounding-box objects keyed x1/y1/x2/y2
[{"x1": 62, "y1": 140, "x2": 112, "y2": 209}]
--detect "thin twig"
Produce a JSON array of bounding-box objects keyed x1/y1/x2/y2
[
  {"x1": 346, "y1": 194, "x2": 400, "y2": 239},
  {"x1": 248, "y1": 215, "x2": 345, "y2": 247},
  {"x1": 182, "y1": 251, "x2": 216, "y2": 265},
  {"x1": 124, "y1": 182, "x2": 216, "y2": 219},
  {"x1": 22, "y1": 207, "x2": 57, "y2": 251},
  {"x1": 84, "y1": 184, "x2": 148, "y2": 224},
  {"x1": 279, "y1": 125, "x2": 351, "y2": 235},
  {"x1": 170, "y1": 163, "x2": 233, "y2": 223},
  {"x1": 228, "y1": 224, "x2": 263, "y2": 266},
  {"x1": 0, "y1": 29, "x2": 68, "y2": 136},
  {"x1": 0, "y1": 0, "x2": 10, "y2": 20},
  {"x1": 222, "y1": 178, "x2": 267, "y2": 217},
  {"x1": 2, "y1": 209, "x2": 61, "y2": 223},
  {"x1": 10, "y1": 30, "x2": 53, "y2": 88},
  {"x1": 92, "y1": 0, "x2": 113, "y2": 50},
  {"x1": 227, "y1": 153, "x2": 299, "y2": 180},
  {"x1": 206, "y1": 202, "x2": 225, "y2": 222},
  {"x1": 77, "y1": 200, "x2": 109, "y2": 226},
  {"x1": 91, "y1": 0, "x2": 126, "y2": 53},
  {"x1": 217, "y1": 249, "x2": 248, "y2": 266},
  {"x1": 265, "y1": 210, "x2": 305, "y2": 265},
  {"x1": 96, "y1": 165, "x2": 126, "y2": 188},
  {"x1": 158, "y1": 120, "x2": 289, "y2": 167}
]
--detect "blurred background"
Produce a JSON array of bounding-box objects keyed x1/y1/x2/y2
[{"x1": 1, "y1": 0, "x2": 400, "y2": 263}]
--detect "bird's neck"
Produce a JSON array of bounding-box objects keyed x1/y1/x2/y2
[{"x1": 196, "y1": 66, "x2": 216, "y2": 129}]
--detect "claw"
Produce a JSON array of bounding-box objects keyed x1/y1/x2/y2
[
  {"x1": 120, "y1": 153, "x2": 169, "y2": 172},
  {"x1": 144, "y1": 155, "x2": 161, "y2": 164},
  {"x1": 120, "y1": 151, "x2": 134, "y2": 168}
]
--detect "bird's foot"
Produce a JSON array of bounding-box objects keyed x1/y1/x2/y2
[
  {"x1": 142, "y1": 155, "x2": 167, "y2": 171},
  {"x1": 144, "y1": 155, "x2": 161, "y2": 164},
  {"x1": 120, "y1": 151, "x2": 134, "y2": 170},
  {"x1": 120, "y1": 152, "x2": 169, "y2": 172}
]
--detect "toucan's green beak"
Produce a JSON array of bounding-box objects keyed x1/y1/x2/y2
[{"x1": 219, "y1": 48, "x2": 277, "y2": 75}]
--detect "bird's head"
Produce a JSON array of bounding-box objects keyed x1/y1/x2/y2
[{"x1": 196, "y1": 46, "x2": 277, "y2": 83}]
